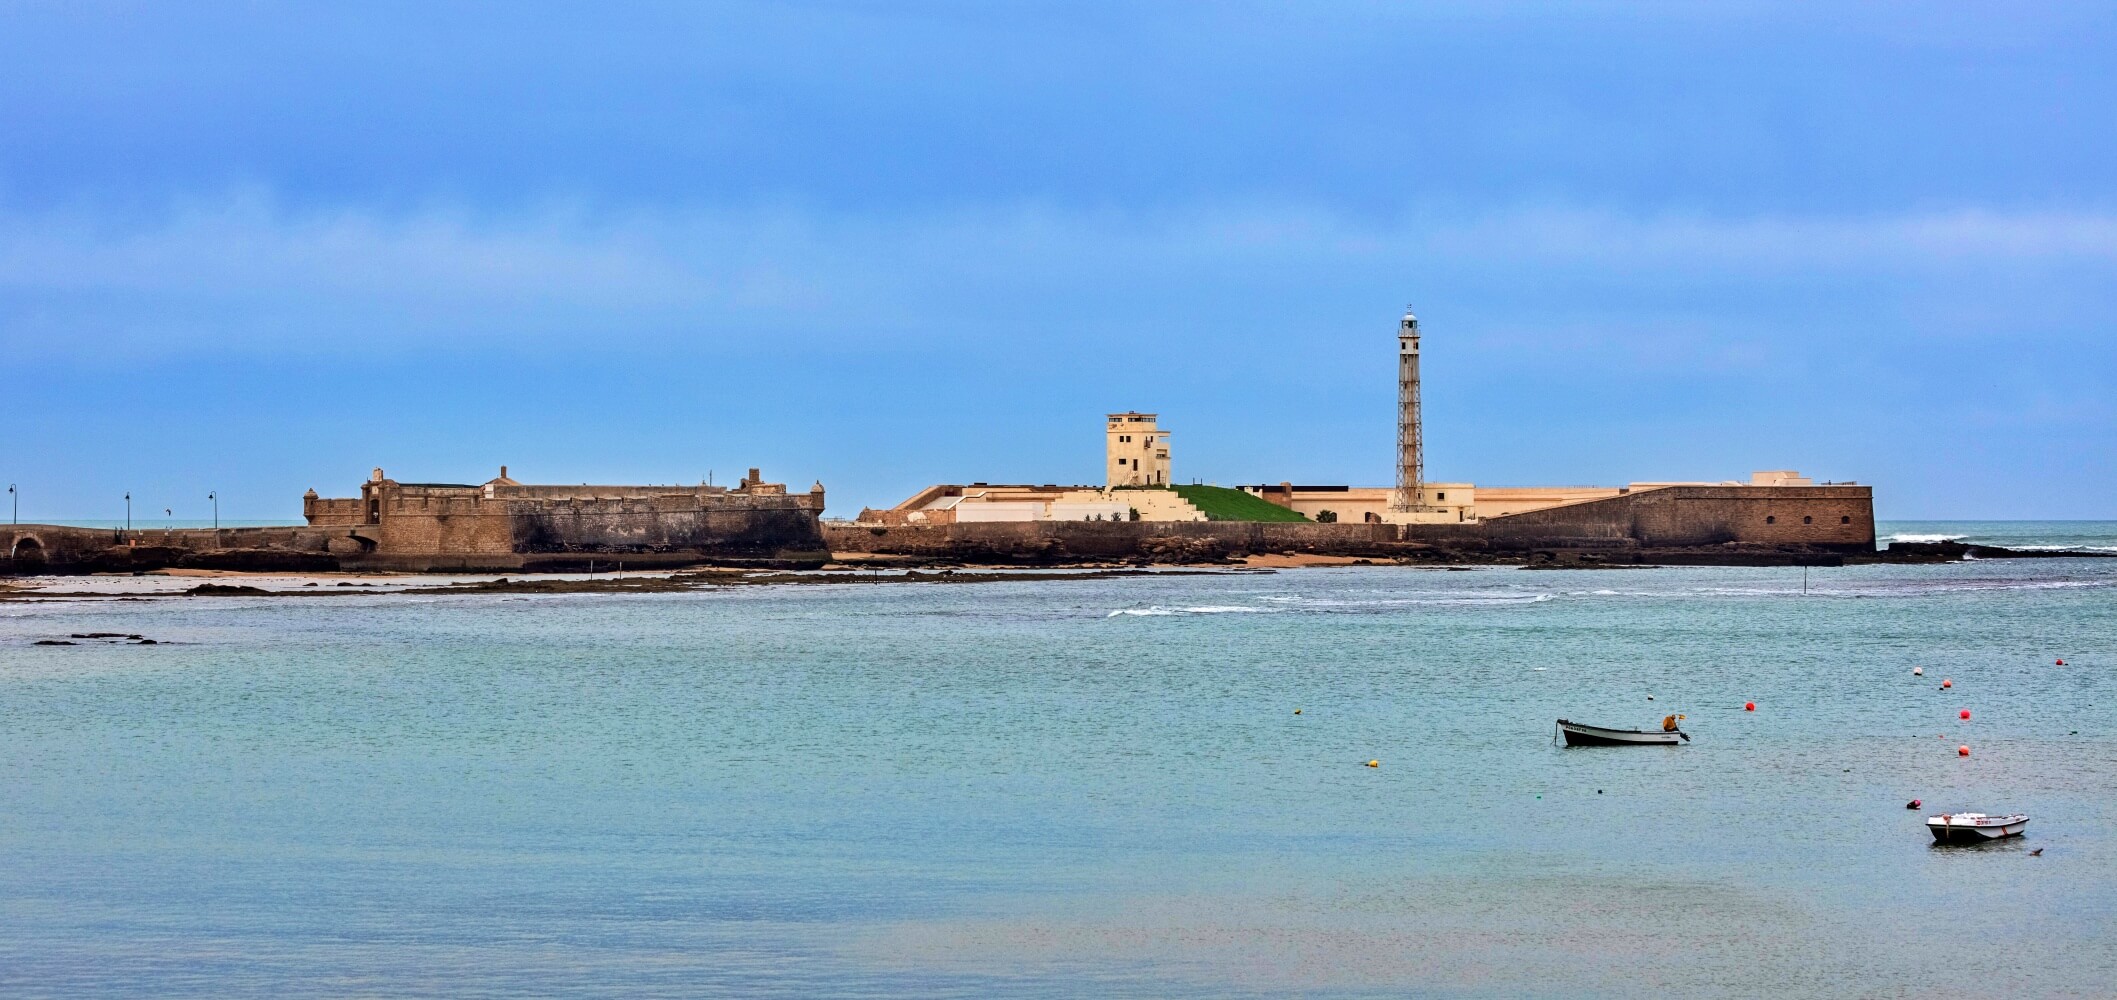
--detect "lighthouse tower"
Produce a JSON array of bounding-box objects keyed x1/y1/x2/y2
[{"x1": 1389, "y1": 306, "x2": 1431, "y2": 512}]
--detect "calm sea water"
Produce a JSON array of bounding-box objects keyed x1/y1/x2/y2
[
  {"x1": 1878, "y1": 519, "x2": 2117, "y2": 553},
  {"x1": 3, "y1": 552, "x2": 2114, "y2": 997}
]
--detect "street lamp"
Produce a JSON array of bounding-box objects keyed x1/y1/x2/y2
[
  {"x1": 208, "y1": 491, "x2": 219, "y2": 541},
  {"x1": 7, "y1": 484, "x2": 14, "y2": 526},
  {"x1": 124, "y1": 492, "x2": 132, "y2": 538}
]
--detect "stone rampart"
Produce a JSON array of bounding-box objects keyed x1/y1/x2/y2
[
  {"x1": 4, "y1": 525, "x2": 339, "y2": 575},
  {"x1": 825, "y1": 485, "x2": 1876, "y2": 563},
  {"x1": 1475, "y1": 485, "x2": 1874, "y2": 550},
  {"x1": 825, "y1": 520, "x2": 1426, "y2": 563}
]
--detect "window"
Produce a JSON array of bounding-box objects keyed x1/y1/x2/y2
[
  {"x1": 1841, "y1": 516, "x2": 1851, "y2": 524},
  {"x1": 1766, "y1": 515, "x2": 1776, "y2": 524},
  {"x1": 1803, "y1": 515, "x2": 1813, "y2": 524},
  {"x1": 1436, "y1": 492, "x2": 1446, "y2": 501}
]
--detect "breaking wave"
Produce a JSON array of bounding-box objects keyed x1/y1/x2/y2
[
  {"x1": 1112, "y1": 593, "x2": 1555, "y2": 617},
  {"x1": 1106, "y1": 605, "x2": 1278, "y2": 617},
  {"x1": 1887, "y1": 533, "x2": 1966, "y2": 544}
]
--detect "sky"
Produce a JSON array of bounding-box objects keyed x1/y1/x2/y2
[{"x1": 3, "y1": 2, "x2": 2113, "y2": 520}]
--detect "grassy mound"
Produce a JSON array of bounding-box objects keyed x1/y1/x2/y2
[{"x1": 1167, "y1": 485, "x2": 1310, "y2": 522}]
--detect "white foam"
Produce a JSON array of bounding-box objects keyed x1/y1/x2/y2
[
  {"x1": 1245, "y1": 593, "x2": 1554, "y2": 608},
  {"x1": 1106, "y1": 605, "x2": 1276, "y2": 617},
  {"x1": 1887, "y1": 533, "x2": 1966, "y2": 544}
]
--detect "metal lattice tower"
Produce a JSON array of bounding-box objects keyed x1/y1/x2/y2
[{"x1": 1389, "y1": 305, "x2": 1430, "y2": 512}]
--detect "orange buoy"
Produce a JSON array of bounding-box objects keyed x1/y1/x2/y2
[
  {"x1": 1941, "y1": 679, "x2": 1952, "y2": 689},
  {"x1": 1958, "y1": 745, "x2": 1970, "y2": 756},
  {"x1": 1744, "y1": 701, "x2": 1756, "y2": 711},
  {"x1": 1366, "y1": 759, "x2": 1379, "y2": 768},
  {"x1": 1960, "y1": 709, "x2": 1971, "y2": 720}
]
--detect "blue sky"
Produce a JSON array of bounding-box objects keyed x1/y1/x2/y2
[{"x1": 3, "y1": 2, "x2": 2112, "y2": 520}]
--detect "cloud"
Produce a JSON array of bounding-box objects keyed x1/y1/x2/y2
[{"x1": 1, "y1": 195, "x2": 2111, "y2": 361}]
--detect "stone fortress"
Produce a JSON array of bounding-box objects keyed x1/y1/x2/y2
[
  {"x1": 4, "y1": 304, "x2": 1879, "y2": 574},
  {"x1": 4, "y1": 466, "x2": 828, "y2": 575},
  {"x1": 301, "y1": 466, "x2": 827, "y2": 570},
  {"x1": 845, "y1": 305, "x2": 1875, "y2": 562}
]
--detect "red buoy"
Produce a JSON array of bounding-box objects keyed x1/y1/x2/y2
[
  {"x1": 1941, "y1": 679, "x2": 1953, "y2": 689},
  {"x1": 1744, "y1": 701, "x2": 1756, "y2": 712},
  {"x1": 1905, "y1": 799, "x2": 1922, "y2": 809},
  {"x1": 1958, "y1": 745, "x2": 1971, "y2": 756},
  {"x1": 1960, "y1": 709, "x2": 1971, "y2": 720},
  {"x1": 2056, "y1": 659, "x2": 2065, "y2": 666}
]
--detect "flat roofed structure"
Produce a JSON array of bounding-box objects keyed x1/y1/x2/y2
[{"x1": 1107, "y1": 412, "x2": 1170, "y2": 488}]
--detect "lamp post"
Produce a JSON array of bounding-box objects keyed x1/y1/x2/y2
[
  {"x1": 208, "y1": 491, "x2": 219, "y2": 545},
  {"x1": 7, "y1": 484, "x2": 14, "y2": 526},
  {"x1": 124, "y1": 492, "x2": 132, "y2": 539}
]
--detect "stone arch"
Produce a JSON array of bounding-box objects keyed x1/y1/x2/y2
[{"x1": 7, "y1": 534, "x2": 46, "y2": 573}]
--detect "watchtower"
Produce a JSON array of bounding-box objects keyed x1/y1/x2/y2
[{"x1": 1106, "y1": 412, "x2": 1170, "y2": 487}]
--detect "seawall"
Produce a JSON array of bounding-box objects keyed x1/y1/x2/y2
[{"x1": 4, "y1": 485, "x2": 1883, "y2": 574}]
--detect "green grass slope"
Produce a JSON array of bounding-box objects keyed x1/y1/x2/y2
[{"x1": 1166, "y1": 485, "x2": 1310, "y2": 522}]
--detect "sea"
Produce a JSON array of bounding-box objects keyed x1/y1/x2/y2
[{"x1": 2, "y1": 522, "x2": 2113, "y2": 997}]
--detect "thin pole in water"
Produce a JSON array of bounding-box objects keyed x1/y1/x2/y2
[{"x1": 1803, "y1": 564, "x2": 1809, "y2": 595}]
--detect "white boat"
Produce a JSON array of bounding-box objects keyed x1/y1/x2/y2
[
  {"x1": 1927, "y1": 812, "x2": 2029, "y2": 844},
  {"x1": 1554, "y1": 718, "x2": 1687, "y2": 747}
]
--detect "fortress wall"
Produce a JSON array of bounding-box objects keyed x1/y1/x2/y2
[
  {"x1": 509, "y1": 495, "x2": 826, "y2": 556},
  {"x1": 304, "y1": 498, "x2": 365, "y2": 526},
  {"x1": 826, "y1": 486, "x2": 1875, "y2": 562},
  {"x1": 824, "y1": 520, "x2": 1426, "y2": 562},
  {"x1": 1480, "y1": 485, "x2": 1874, "y2": 551},
  {"x1": 4, "y1": 524, "x2": 341, "y2": 574}
]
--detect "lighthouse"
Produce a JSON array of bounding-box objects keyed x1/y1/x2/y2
[{"x1": 1389, "y1": 306, "x2": 1431, "y2": 512}]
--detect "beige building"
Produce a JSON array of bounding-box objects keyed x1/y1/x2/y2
[
  {"x1": 856, "y1": 483, "x2": 1177, "y2": 525},
  {"x1": 1242, "y1": 471, "x2": 1835, "y2": 522},
  {"x1": 1243, "y1": 483, "x2": 1478, "y2": 524},
  {"x1": 1107, "y1": 412, "x2": 1170, "y2": 487}
]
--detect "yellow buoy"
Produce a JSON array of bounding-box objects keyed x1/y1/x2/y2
[
  {"x1": 1366, "y1": 760, "x2": 1380, "y2": 768},
  {"x1": 1293, "y1": 708, "x2": 1302, "y2": 715}
]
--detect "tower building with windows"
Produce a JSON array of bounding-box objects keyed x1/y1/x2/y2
[{"x1": 1106, "y1": 412, "x2": 1170, "y2": 487}]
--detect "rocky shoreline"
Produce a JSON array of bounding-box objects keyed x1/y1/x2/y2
[{"x1": 1, "y1": 541, "x2": 2106, "y2": 603}]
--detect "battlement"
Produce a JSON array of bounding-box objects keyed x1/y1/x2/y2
[{"x1": 301, "y1": 466, "x2": 827, "y2": 568}]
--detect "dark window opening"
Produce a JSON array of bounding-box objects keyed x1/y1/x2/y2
[
  {"x1": 1841, "y1": 515, "x2": 1851, "y2": 524},
  {"x1": 1803, "y1": 515, "x2": 1813, "y2": 524},
  {"x1": 1765, "y1": 515, "x2": 1776, "y2": 524}
]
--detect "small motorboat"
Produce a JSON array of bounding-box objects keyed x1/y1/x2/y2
[
  {"x1": 1554, "y1": 718, "x2": 1688, "y2": 747},
  {"x1": 1927, "y1": 812, "x2": 2029, "y2": 844}
]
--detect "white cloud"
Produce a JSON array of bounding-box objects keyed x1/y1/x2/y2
[{"x1": 1, "y1": 195, "x2": 2111, "y2": 360}]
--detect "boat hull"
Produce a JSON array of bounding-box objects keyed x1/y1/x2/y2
[
  {"x1": 1556, "y1": 720, "x2": 1684, "y2": 747},
  {"x1": 1927, "y1": 816, "x2": 2029, "y2": 843}
]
